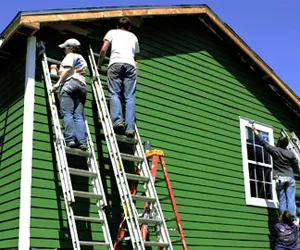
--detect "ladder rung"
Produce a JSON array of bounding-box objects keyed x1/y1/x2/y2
[
  {"x1": 131, "y1": 195, "x2": 156, "y2": 203},
  {"x1": 74, "y1": 215, "x2": 104, "y2": 223},
  {"x1": 121, "y1": 153, "x2": 144, "y2": 162},
  {"x1": 50, "y1": 73, "x2": 59, "y2": 80},
  {"x1": 47, "y1": 57, "x2": 61, "y2": 64},
  {"x1": 65, "y1": 147, "x2": 91, "y2": 158},
  {"x1": 144, "y1": 241, "x2": 169, "y2": 247},
  {"x1": 73, "y1": 191, "x2": 103, "y2": 200},
  {"x1": 69, "y1": 168, "x2": 97, "y2": 178},
  {"x1": 138, "y1": 218, "x2": 162, "y2": 224},
  {"x1": 116, "y1": 134, "x2": 138, "y2": 144},
  {"x1": 80, "y1": 241, "x2": 109, "y2": 246},
  {"x1": 126, "y1": 173, "x2": 149, "y2": 182}
]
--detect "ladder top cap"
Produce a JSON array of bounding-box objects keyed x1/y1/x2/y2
[{"x1": 146, "y1": 149, "x2": 164, "y2": 158}]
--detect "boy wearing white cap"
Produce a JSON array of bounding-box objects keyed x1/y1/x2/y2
[{"x1": 53, "y1": 38, "x2": 88, "y2": 150}]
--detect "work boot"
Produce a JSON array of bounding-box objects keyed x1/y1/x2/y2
[
  {"x1": 66, "y1": 141, "x2": 76, "y2": 148},
  {"x1": 78, "y1": 143, "x2": 88, "y2": 151},
  {"x1": 114, "y1": 123, "x2": 125, "y2": 135},
  {"x1": 125, "y1": 130, "x2": 135, "y2": 138}
]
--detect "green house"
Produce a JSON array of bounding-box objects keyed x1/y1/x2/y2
[{"x1": 1, "y1": 5, "x2": 300, "y2": 250}]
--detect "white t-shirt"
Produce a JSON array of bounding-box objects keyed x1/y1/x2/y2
[
  {"x1": 104, "y1": 29, "x2": 140, "y2": 67},
  {"x1": 59, "y1": 53, "x2": 87, "y2": 84}
]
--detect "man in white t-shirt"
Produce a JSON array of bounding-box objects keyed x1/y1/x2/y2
[{"x1": 98, "y1": 17, "x2": 140, "y2": 138}]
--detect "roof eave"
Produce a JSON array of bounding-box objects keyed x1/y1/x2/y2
[{"x1": 1, "y1": 5, "x2": 299, "y2": 113}]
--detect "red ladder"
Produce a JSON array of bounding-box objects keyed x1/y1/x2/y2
[{"x1": 144, "y1": 150, "x2": 188, "y2": 250}]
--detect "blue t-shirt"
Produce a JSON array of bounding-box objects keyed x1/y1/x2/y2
[{"x1": 275, "y1": 223, "x2": 298, "y2": 250}]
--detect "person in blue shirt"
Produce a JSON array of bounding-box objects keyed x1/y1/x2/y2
[{"x1": 275, "y1": 210, "x2": 299, "y2": 250}]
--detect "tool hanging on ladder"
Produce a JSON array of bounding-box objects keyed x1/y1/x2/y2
[
  {"x1": 41, "y1": 51, "x2": 113, "y2": 250},
  {"x1": 87, "y1": 46, "x2": 173, "y2": 250}
]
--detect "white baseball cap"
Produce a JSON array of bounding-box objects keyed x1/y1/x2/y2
[{"x1": 58, "y1": 38, "x2": 80, "y2": 49}]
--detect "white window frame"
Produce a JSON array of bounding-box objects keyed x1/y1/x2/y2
[{"x1": 239, "y1": 117, "x2": 278, "y2": 208}]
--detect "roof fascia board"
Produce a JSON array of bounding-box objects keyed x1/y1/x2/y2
[
  {"x1": 1, "y1": 14, "x2": 21, "y2": 47},
  {"x1": 19, "y1": 7, "x2": 206, "y2": 24}
]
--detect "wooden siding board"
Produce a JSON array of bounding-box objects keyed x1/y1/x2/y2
[
  {"x1": 28, "y1": 20, "x2": 300, "y2": 249},
  {"x1": 0, "y1": 50, "x2": 25, "y2": 248}
]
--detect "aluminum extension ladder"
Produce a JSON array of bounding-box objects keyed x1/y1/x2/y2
[
  {"x1": 114, "y1": 148, "x2": 188, "y2": 250},
  {"x1": 41, "y1": 52, "x2": 113, "y2": 249},
  {"x1": 281, "y1": 129, "x2": 300, "y2": 168},
  {"x1": 87, "y1": 46, "x2": 173, "y2": 250}
]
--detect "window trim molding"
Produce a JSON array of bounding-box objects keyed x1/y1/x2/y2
[{"x1": 239, "y1": 117, "x2": 278, "y2": 208}]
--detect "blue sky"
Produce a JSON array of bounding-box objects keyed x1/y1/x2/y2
[{"x1": 1, "y1": 0, "x2": 299, "y2": 97}]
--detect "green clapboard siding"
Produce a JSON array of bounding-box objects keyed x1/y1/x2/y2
[
  {"x1": 30, "y1": 16, "x2": 300, "y2": 249},
  {"x1": 0, "y1": 51, "x2": 26, "y2": 248}
]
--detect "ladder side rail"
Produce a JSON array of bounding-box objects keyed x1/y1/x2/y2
[
  {"x1": 87, "y1": 49, "x2": 144, "y2": 249},
  {"x1": 92, "y1": 70, "x2": 143, "y2": 250},
  {"x1": 84, "y1": 120, "x2": 114, "y2": 249},
  {"x1": 135, "y1": 129, "x2": 173, "y2": 249},
  {"x1": 42, "y1": 54, "x2": 74, "y2": 203},
  {"x1": 140, "y1": 157, "x2": 159, "y2": 241},
  {"x1": 85, "y1": 119, "x2": 108, "y2": 207},
  {"x1": 114, "y1": 168, "x2": 141, "y2": 249},
  {"x1": 281, "y1": 129, "x2": 300, "y2": 168},
  {"x1": 290, "y1": 132, "x2": 300, "y2": 149},
  {"x1": 289, "y1": 132, "x2": 300, "y2": 157},
  {"x1": 159, "y1": 156, "x2": 188, "y2": 250},
  {"x1": 41, "y1": 54, "x2": 80, "y2": 249},
  {"x1": 91, "y1": 65, "x2": 143, "y2": 250}
]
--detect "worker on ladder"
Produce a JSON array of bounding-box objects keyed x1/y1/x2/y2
[
  {"x1": 252, "y1": 125, "x2": 299, "y2": 219},
  {"x1": 97, "y1": 17, "x2": 140, "y2": 138},
  {"x1": 52, "y1": 38, "x2": 88, "y2": 150}
]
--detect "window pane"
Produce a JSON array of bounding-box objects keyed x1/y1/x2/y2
[
  {"x1": 248, "y1": 164, "x2": 255, "y2": 179},
  {"x1": 256, "y1": 165, "x2": 264, "y2": 181},
  {"x1": 257, "y1": 182, "x2": 265, "y2": 198},
  {"x1": 246, "y1": 127, "x2": 254, "y2": 143},
  {"x1": 264, "y1": 168, "x2": 272, "y2": 182},
  {"x1": 255, "y1": 145, "x2": 263, "y2": 162},
  {"x1": 247, "y1": 143, "x2": 255, "y2": 161},
  {"x1": 265, "y1": 184, "x2": 273, "y2": 200},
  {"x1": 264, "y1": 151, "x2": 271, "y2": 164},
  {"x1": 261, "y1": 132, "x2": 269, "y2": 143},
  {"x1": 250, "y1": 180, "x2": 257, "y2": 197}
]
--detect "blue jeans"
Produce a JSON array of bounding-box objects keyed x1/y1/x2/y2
[
  {"x1": 60, "y1": 79, "x2": 87, "y2": 144},
  {"x1": 107, "y1": 63, "x2": 136, "y2": 132},
  {"x1": 276, "y1": 176, "x2": 297, "y2": 217}
]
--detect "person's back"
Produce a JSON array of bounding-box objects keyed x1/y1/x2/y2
[
  {"x1": 59, "y1": 52, "x2": 87, "y2": 84},
  {"x1": 254, "y1": 131, "x2": 298, "y2": 177},
  {"x1": 275, "y1": 210, "x2": 298, "y2": 250},
  {"x1": 267, "y1": 144, "x2": 298, "y2": 178},
  {"x1": 105, "y1": 29, "x2": 139, "y2": 67}
]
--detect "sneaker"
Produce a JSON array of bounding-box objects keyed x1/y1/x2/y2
[
  {"x1": 78, "y1": 144, "x2": 88, "y2": 151},
  {"x1": 114, "y1": 123, "x2": 125, "y2": 135},
  {"x1": 66, "y1": 141, "x2": 76, "y2": 148},
  {"x1": 125, "y1": 130, "x2": 135, "y2": 138}
]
